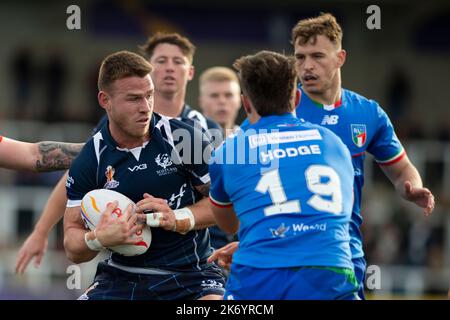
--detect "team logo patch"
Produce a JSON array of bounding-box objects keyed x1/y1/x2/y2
[
  {"x1": 155, "y1": 153, "x2": 173, "y2": 169},
  {"x1": 103, "y1": 165, "x2": 120, "y2": 189},
  {"x1": 155, "y1": 153, "x2": 177, "y2": 176},
  {"x1": 351, "y1": 124, "x2": 367, "y2": 147},
  {"x1": 270, "y1": 223, "x2": 290, "y2": 238}
]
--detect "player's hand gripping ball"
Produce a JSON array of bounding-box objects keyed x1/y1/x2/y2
[{"x1": 81, "y1": 189, "x2": 151, "y2": 256}]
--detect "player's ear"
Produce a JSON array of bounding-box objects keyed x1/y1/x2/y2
[
  {"x1": 98, "y1": 91, "x2": 111, "y2": 111},
  {"x1": 188, "y1": 65, "x2": 195, "y2": 81},
  {"x1": 294, "y1": 88, "x2": 301, "y2": 107},
  {"x1": 241, "y1": 94, "x2": 252, "y2": 115},
  {"x1": 337, "y1": 49, "x2": 346, "y2": 68}
]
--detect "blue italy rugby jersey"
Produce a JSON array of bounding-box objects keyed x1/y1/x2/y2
[
  {"x1": 66, "y1": 112, "x2": 214, "y2": 271},
  {"x1": 209, "y1": 113, "x2": 354, "y2": 269},
  {"x1": 296, "y1": 87, "x2": 405, "y2": 258}
]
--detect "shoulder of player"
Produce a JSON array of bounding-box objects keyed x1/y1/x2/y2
[
  {"x1": 205, "y1": 117, "x2": 221, "y2": 131},
  {"x1": 72, "y1": 131, "x2": 103, "y2": 167},
  {"x1": 343, "y1": 88, "x2": 381, "y2": 111},
  {"x1": 154, "y1": 113, "x2": 208, "y2": 144}
]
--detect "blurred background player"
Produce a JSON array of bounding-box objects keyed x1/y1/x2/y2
[
  {"x1": 209, "y1": 13, "x2": 436, "y2": 299},
  {"x1": 197, "y1": 66, "x2": 242, "y2": 248},
  {"x1": 64, "y1": 51, "x2": 225, "y2": 300},
  {"x1": 0, "y1": 136, "x2": 82, "y2": 172},
  {"x1": 198, "y1": 67, "x2": 242, "y2": 137},
  {"x1": 139, "y1": 32, "x2": 222, "y2": 142},
  {"x1": 16, "y1": 32, "x2": 231, "y2": 273},
  {"x1": 209, "y1": 50, "x2": 358, "y2": 299}
]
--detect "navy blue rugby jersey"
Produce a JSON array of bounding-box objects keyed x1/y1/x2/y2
[{"x1": 66, "y1": 112, "x2": 214, "y2": 271}]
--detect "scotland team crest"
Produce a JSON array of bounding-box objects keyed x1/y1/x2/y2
[
  {"x1": 351, "y1": 124, "x2": 367, "y2": 147},
  {"x1": 103, "y1": 165, "x2": 120, "y2": 189}
]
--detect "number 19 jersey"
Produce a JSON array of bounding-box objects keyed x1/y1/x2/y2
[{"x1": 209, "y1": 113, "x2": 355, "y2": 269}]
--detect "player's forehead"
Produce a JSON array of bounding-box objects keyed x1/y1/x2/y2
[
  {"x1": 112, "y1": 75, "x2": 154, "y2": 95},
  {"x1": 294, "y1": 35, "x2": 336, "y2": 54},
  {"x1": 202, "y1": 80, "x2": 240, "y2": 94},
  {"x1": 150, "y1": 43, "x2": 189, "y2": 61}
]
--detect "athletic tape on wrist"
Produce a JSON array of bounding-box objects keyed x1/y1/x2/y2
[{"x1": 84, "y1": 230, "x2": 105, "y2": 251}]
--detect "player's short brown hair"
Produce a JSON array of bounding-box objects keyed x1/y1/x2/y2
[
  {"x1": 139, "y1": 32, "x2": 196, "y2": 64},
  {"x1": 291, "y1": 13, "x2": 343, "y2": 47},
  {"x1": 98, "y1": 50, "x2": 153, "y2": 92},
  {"x1": 233, "y1": 51, "x2": 297, "y2": 116},
  {"x1": 199, "y1": 67, "x2": 240, "y2": 91}
]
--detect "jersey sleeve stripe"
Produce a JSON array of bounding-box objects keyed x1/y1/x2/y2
[
  {"x1": 376, "y1": 149, "x2": 406, "y2": 166},
  {"x1": 67, "y1": 199, "x2": 82, "y2": 208},
  {"x1": 0, "y1": 136, "x2": 3, "y2": 143},
  {"x1": 351, "y1": 151, "x2": 365, "y2": 158},
  {"x1": 209, "y1": 195, "x2": 233, "y2": 208}
]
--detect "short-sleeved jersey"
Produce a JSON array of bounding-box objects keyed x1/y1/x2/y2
[
  {"x1": 66, "y1": 112, "x2": 214, "y2": 271},
  {"x1": 209, "y1": 113, "x2": 354, "y2": 269},
  {"x1": 296, "y1": 87, "x2": 405, "y2": 258},
  {"x1": 92, "y1": 107, "x2": 228, "y2": 249}
]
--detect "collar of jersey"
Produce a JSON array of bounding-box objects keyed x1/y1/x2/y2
[
  {"x1": 249, "y1": 113, "x2": 299, "y2": 130},
  {"x1": 101, "y1": 113, "x2": 157, "y2": 150}
]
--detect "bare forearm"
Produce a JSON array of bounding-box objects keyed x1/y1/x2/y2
[
  {"x1": 34, "y1": 172, "x2": 69, "y2": 235},
  {"x1": 188, "y1": 197, "x2": 217, "y2": 229},
  {"x1": 35, "y1": 142, "x2": 84, "y2": 172},
  {"x1": 395, "y1": 165, "x2": 422, "y2": 199},
  {"x1": 64, "y1": 228, "x2": 98, "y2": 264},
  {"x1": 382, "y1": 156, "x2": 423, "y2": 199},
  {"x1": 64, "y1": 207, "x2": 99, "y2": 263}
]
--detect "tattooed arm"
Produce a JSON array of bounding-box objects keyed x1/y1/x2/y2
[
  {"x1": 0, "y1": 137, "x2": 83, "y2": 172},
  {"x1": 35, "y1": 141, "x2": 84, "y2": 172}
]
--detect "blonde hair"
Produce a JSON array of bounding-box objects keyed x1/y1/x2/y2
[{"x1": 199, "y1": 66, "x2": 239, "y2": 88}]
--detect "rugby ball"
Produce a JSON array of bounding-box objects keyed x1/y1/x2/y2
[{"x1": 80, "y1": 189, "x2": 151, "y2": 256}]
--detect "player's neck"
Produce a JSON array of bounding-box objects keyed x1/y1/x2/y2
[
  {"x1": 108, "y1": 123, "x2": 150, "y2": 149},
  {"x1": 306, "y1": 77, "x2": 342, "y2": 106},
  {"x1": 154, "y1": 90, "x2": 186, "y2": 118}
]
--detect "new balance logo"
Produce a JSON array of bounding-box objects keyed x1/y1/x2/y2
[
  {"x1": 128, "y1": 164, "x2": 148, "y2": 172},
  {"x1": 321, "y1": 115, "x2": 339, "y2": 125}
]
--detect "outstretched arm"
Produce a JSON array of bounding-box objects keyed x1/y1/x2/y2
[
  {"x1": 0, "y1": 137, "x2": 83, "y2": 172},
  {"x1": 380, "y1": 155, "x2": 435, "y2": 216},
  {"x1": 15, "y1": 172, "x2": 69, "y2": 274}
]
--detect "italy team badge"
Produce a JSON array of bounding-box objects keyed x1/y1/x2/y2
[{"x1": 351, "y1": 124, "x2": 367, "y2": 147}]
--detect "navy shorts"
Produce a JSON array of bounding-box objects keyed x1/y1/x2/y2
[
  {"x1": 224, "y1": 264, "x2": 359, "y2": 300},
  {"x1": 78, "y1": 261, "x2": 226, "y2": 300}
]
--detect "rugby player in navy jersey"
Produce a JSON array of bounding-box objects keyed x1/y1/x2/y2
[
  {"x1": 209, "y1": 13, "x2": 435, "y2": 299},
  {"x1": 64, "y1": 51, "x2": 225, "y2": 300},
  {"x1": 16, "y1": 33, "x2": 229, "y2": 273},
  {"x1": 209, "y1": 51, "x2": 358, "y2": 299}
]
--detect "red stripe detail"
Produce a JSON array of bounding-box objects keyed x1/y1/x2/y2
[
  {"x1": 378, "y1": 151, "x2": 406, "y2": 166},
  {"x1": 134, "y1": 241, "x2": 148, "y2": 248},
  {"x1": 0, "y1": 136, "x2": 3, "y2": 143},
  {"x1": 352, "y1": 151, "x2": 365, "y2": 158},
  {"x1": 209, "y1": 196, "x2": 233, "y2": 208}
]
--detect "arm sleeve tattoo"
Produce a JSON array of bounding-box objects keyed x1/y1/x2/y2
[{"x1": 35, "y1": 142, "x2": 84, "y2": 172}]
